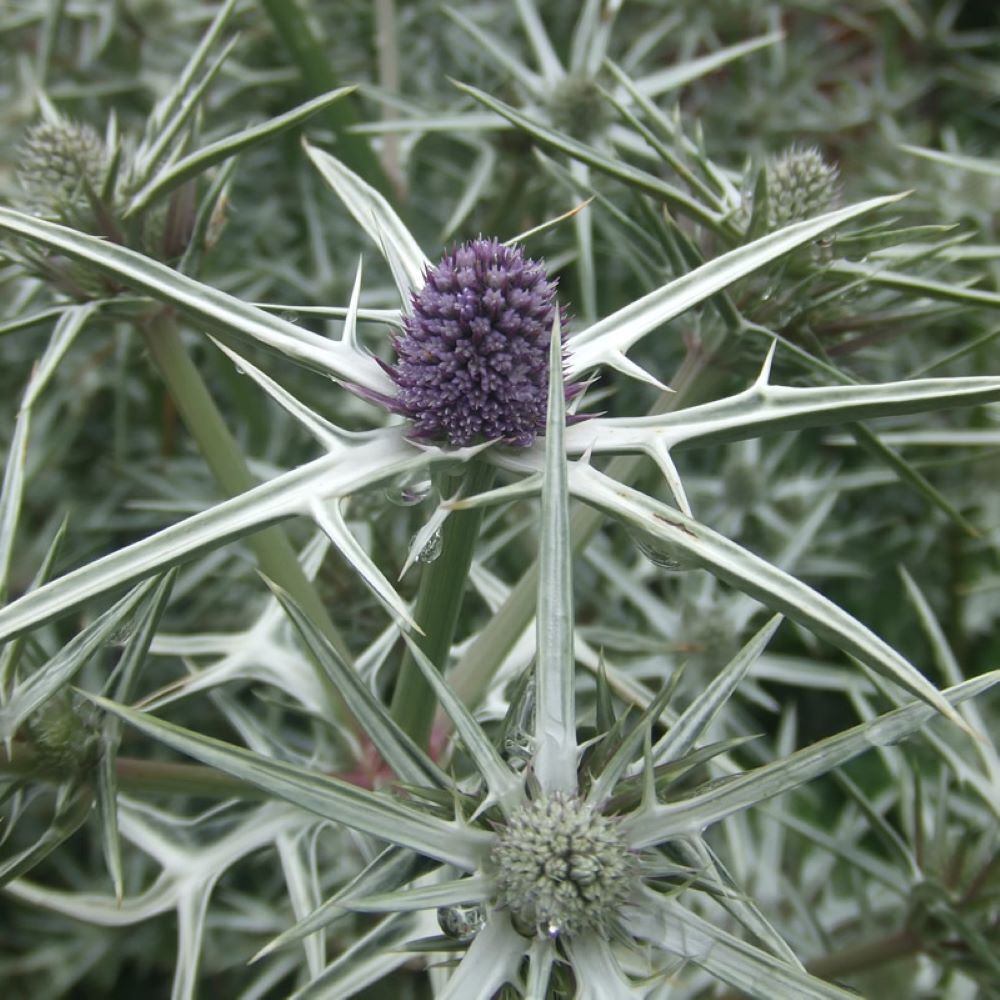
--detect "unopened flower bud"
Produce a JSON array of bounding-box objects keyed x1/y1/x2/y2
[
  {"x1": 491, "y1": 792, "x2": 636, "y2": 937},
  {"x1": 765, "y1": 145, "x2": 841, "y2": 230},
  {"x1": 548, "y1": 76, "x2": 610, "y2": 141},
  {"x1": 27, "y1": 693, "x2": 100, "y2": 774},
  {"x1": 17, "y1": 118, "x2": 108, "y2": 222}
]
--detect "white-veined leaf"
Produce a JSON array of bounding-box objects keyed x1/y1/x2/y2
[
  {"x1": 622, "y1": 672, "x2": 999, "y2": 848},
  {"x1": 572, "y1": 465, "x2": 969, "y2": 731},
  {"x1": 304, "y1": 142, "x2": 429, "y2": 298},
  {"x1": 126, "y1": 88, "x2": 357, "y2": 217},
  {"x1": 565, "y1": 193, "x2": 907, "y2": 379},
  {"x1": 627, "y1": 891, "x2": 857, "y2": 1000},
  {"x1": 85, "y1": 693, "x2": 492, "y2": 870},
  {"x1": 0, "y1": 432, "x2": 428, "y2": 643},
  {"x1": 533, "y1": 318, "x2": 577, "y2": 794},
  {"x1": 0, "y1": 209, "x2": 391, "y2": 393}
]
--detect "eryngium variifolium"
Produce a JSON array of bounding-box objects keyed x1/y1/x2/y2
[
  {"x1": 17, "y1": 119, "x2": 108, "y2": 222},
  {"x1": 385, "y1": 238, "x2": 575, "y2": 447},
  {"x1": 491, "y1": 793, "x2": 636, "y2": 937},
  {"x1": 27, "y1": 693, "x2": 101, "y2": 775},
  {"x1": 765, "y1": 145, "x2": 841, "y2": 230},
  {"x1": 548, "y1": 75, "x2": 610, "y2": 141}
]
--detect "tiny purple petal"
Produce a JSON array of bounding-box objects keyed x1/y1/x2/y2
[{"x1": 386, "y1": 238, "x2": 579, "y2": 448}]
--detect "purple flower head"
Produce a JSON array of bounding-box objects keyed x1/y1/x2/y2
[{"x1": 384, "y1": 238, "x2": 577, "y2": 448}]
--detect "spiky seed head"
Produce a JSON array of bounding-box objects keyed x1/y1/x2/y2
[
  {"x1": 491, "y1": 793, "x2": 636, "y2": 938},
  {"x1": 765, "y1": 145, "x2": 841, "y2": 230},
  {"x1": 17, "y1": 119, "x2": 108, "y2": 222},
  {"x1": 387, "y1": 238, "x2": 576, "y2": 448}
]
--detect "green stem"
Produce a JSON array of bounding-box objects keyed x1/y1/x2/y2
[
  {"x1": 2, "y1": 743, "x2": 266, "y2": 800},
  {"x1": 140, "y1": 309, "x2": 352, "y2": 726},
  {"x1": 447, "y1": 342, "x2": 727, "y2": 713},
  {"x1": 258, "y1": 0, "x2": 394, "y2": 199},
  {"x1": 390, "y1": 460, "x2": 497, "y2": 748},
  {"x1": 113, "y1": 757, "x2": 263, "y2": 799}
]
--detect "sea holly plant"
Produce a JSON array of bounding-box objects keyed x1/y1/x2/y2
[
  {"x1": 1, "y1": 5, "x2": 1000, "y2": 998},
  {"x1": 0, "y1": 171, "x2": 998, "y2": 996},
  {"x1": 45, "y1": 337, "x2": 1000, "y2": 999},
  {"x1": 0, "y1": 161, "x2": 995, "y2": 729}
]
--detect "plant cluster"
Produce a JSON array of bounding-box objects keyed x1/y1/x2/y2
[{"x1": 0, "y1": 2, "x2": 998, "y2": 999}]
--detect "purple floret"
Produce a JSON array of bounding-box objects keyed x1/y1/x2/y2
[{"x1": 387, "y1": 238, "x2": 574, "y2": 448}]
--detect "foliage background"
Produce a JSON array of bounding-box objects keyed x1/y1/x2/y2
[{"x1": 0, "y1": 1, "x2": 997, "y2": 998}]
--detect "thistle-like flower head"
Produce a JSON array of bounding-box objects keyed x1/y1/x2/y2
[
  {"x1": 387, "y1": 238, "x2": 574, "y2": 448},
  {"x1": 17, "y1": 118, "x2": 108, "y2": 223},
  {"x1": 765, "y1": 145, "x2": 841, "y2": 230},
  {"x1": 491, "y1": 792, "x2": 636, "y2": 937},
  {"x1": 27, "y1": 692, "x2": 101, "y2": 774},
  {"x1": 548, "y1": 75, "x2": 610, "y2": 141}
]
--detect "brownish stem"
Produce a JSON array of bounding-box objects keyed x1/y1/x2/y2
[
  {"x1": 2, "y1": 743, "x2": 264, "y2": 800},
  {"x1": 715, "y1": 928, "x2": 922, "y2": 999},
  {"x1": 805, "y1": 928, "x2": 921, "y2": 980}
]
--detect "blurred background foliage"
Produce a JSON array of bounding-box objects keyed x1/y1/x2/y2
[{"x1": 0, "y1": 1, "x2": 998, "y2": 997}]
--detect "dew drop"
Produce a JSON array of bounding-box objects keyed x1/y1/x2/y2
[
  {"x1": 502, "y1": 729, "x2": 533, "y2": 771},
  {"x1": 437, "y1": 903, "x2": 485, "y2": 942},
  {"x1": 501, "y1": 674, "x2": 534, "y2": 770},
  {"x1": 417, "y1": 527, "x2": 443, "y2": 563},
  {"x1": 384, "y1": 472, "x2": 433, "y2": 507},
  {"x1": 627, "y1": 528, "x2": 699, "y2": 573}
]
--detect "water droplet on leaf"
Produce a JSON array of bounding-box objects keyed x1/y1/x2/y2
[
  {"x1": 385, "y1": 472, "x2": 433, "y2": 507},
  {"x1": 627, "y1": 527, "x2": 699, "y2": 572},
  {"x1": 437, "y1": 903, "x2": 485, "y2": 942},
  {"x1": 417, "y1": 527, "x2": 443, "y2": 563}
]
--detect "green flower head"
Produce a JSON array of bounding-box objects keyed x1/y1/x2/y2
[
  {"x1": 17, "y1": 118, "x2": 108, "y2": 223},
  {"x1": 490, "y1": 792, "x2": 637, "y2": 938}
]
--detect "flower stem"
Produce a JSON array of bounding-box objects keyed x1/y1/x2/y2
[
  {"x1": 447, "y1": 342, "x2": 728, "y2": 714},
  {"x1": 2, "y1": 742, "x2": 266, "y2": 799},
  {"x1": 140, "y1": 309, "x2": 352, "y2": 726},
  {"x1": 805, "y1": 929, "x2": 921, "y2": 981},
  {"x1": 390, "y1": 459, "x2": 497, "y2": 748},
  {"x1": 373, "y1": 0, "x2": 405, "y2": 199}
]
